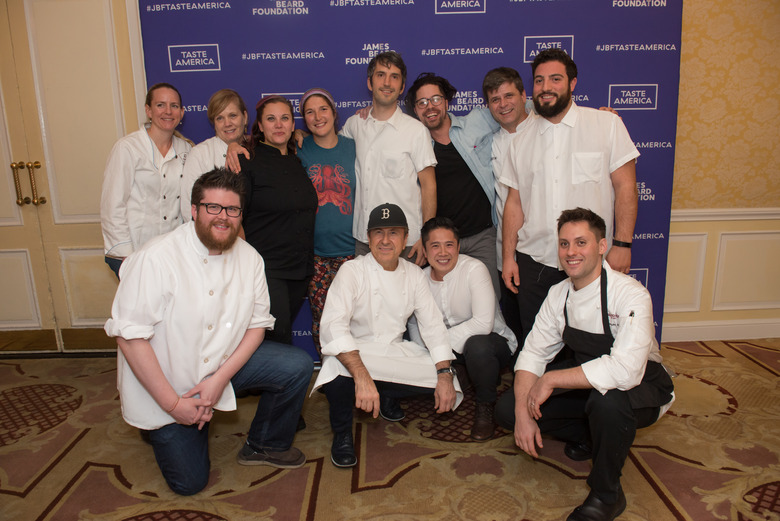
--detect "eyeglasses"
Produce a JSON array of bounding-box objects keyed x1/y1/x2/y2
[
  {"x1": 414, "y1": 95, "x2": 445, "y2": 109},
  {"x1": 198, "y1": 203, "x2": 242, "y2": 217}
]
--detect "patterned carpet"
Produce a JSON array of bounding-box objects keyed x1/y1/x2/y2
[{"x1": 1, "y1": 339, "x2": 778, "y2": 521}]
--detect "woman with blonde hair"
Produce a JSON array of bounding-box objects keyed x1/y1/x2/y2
[
  {"x1": 180, "y1": 89, "x2": 248, "y2": 220},
  {"x1": 100, "y1": 82, "x2": 191, "y2": 277}
]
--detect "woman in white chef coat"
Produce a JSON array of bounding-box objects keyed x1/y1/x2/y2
[
  {"x1": 179, "y1": 89, "x2": 249, "y2": 221},
  {"x1": 100, "y1": 82, "x2": 191, "y2": 278}
]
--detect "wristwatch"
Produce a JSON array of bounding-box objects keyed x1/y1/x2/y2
[
  {"x1": 612, "y1": 238, "x2": 632, "y2": 249},
  {"x1": 437, "y1": 366, "x2": 456, "y2": 376}
]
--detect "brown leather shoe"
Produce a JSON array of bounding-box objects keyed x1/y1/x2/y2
[{"x1": 470, "y1": 402, "x2": 495, "y2": 441}]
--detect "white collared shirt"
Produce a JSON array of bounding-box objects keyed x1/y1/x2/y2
[
  {"x1": 105, "y1": 222, "x2": 274, "y2": 430},
  {"x1": 409, "y1": 254, "x2": 518, "y2": 354},
  {"x1": 100, "y1": 128, "x2": 191, "y2": 257},
  {"x1": 180, "y1": 136, "x2": 229, "y2": 220},
  {"x1": 491, "y1": 112, "x2": 538, "y2": 268},
  {"x1": 499, "y1": 103, "x2": 639, "y2": 268},
  {"x1": 341, "y1": 106, "x2": 437, "y2": 245}
]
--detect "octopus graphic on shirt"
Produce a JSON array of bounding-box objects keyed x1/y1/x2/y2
[{"x1": 307, "y1": 163, "x2": 352, "y2": 215}]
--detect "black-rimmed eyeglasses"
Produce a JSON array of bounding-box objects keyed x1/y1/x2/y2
[
  {"x1": 414, "y1": 95, "x2": 445, "y2": 109},
  {"x1": 198, "y1": 203, "x2": 242, "y2": 217}
]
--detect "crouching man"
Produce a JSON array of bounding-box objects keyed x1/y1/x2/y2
[
  {"x1": 312, "y1": 203, "x2": 462, "y2": 468},
  {"x1": 105, "y1": 168, "x2": 313, "y2": 495},
  {"x1": 410, "y1": 217, "x2": 517, "y2": 441},
  {"x1": 495, "y1": 207, "x2": 674, "y2": 521}
]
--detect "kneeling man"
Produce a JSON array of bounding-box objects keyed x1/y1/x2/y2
[
  {"x1": 410, "y1": 217, "x2": 517, "y2": 441},
  {"x1": 105, "y1": 169, "x2": 313, "y2": 495},
  {"x1": 495, "y1": 207, "x2": 674, "y2": 521},
  {"x1": 312, "y1": 203, "x2": 462, "y2": 468}
]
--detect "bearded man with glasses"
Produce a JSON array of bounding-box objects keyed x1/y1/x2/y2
[{"x1": 105, "y1": 168, "x2": 313, "y2": 495}]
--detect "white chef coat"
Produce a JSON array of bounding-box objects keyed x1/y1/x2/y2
[
  {"x1": 408, "y1": 254, "x2": 518, "y2": 355},
  {"x1": 100, "y1": 128, "x2": 191, "y2": 257},
  {"x1": 516, "y1": 261, "x2": 672, "y2": 414},
  {"x1": 105, "y1": 222, "x2": 274, "y2": 430},
  {"x1": 180, "y1": 135, "x2": 230, "y2": 220},
  {"x1": 311, "y1": 253, "x2": 462, "y2": 407}
]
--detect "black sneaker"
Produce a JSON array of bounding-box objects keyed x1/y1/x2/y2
[
  {"x1": 379, "y1": 396, "x2": 405, "y2": 421},
  {"x1": 330, "y1": 431, "x2": 357, "y2": 468},
  {"x1": 237, "y1": 443, "x2": 306, "y2": 468}
]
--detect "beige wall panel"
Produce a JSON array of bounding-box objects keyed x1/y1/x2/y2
[
  {"x1": 27, "y1": 0, "x2": 123, "y2": 222},
  {"x1": 0, "y1": 250, "x2": 40, "y2": 327},
  {"x1": 713, "y1": 231, "x2": 780, "y2": 310},
  {"x1": 60, "y1": 248, "x2": 117, "y2": 326},
  {"x1": 664, "y1": 233, "x2": 707, "y2": 313},
  {"x1": 673, "y1": 0, "x2": 780, "y2": 209},
  {"x1": 0, "y1": 79, "x2": 23, "y2": 225}
]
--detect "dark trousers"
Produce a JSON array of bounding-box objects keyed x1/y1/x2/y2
[
  {"x1": 498, "y1": 270, "x2": 523, "y2": 347},
  {"x1": 456, "y1": 332, "x2": 512, "y2": 404},
  {"x1": 515, "y1": 252, "x2": 567, "y2": 346},
  {"x1": 104, "y1": 256, "x2": 123, "y2": 279},
  {"x1": 321, "y1": 376, "x2": 434, "y2": 433},
  {"x1": 495, "y1": 385, "x2": 660, "y2": 503},
  {"x1": 266, "y1": 276, "x2": 310, "y2": 344}
]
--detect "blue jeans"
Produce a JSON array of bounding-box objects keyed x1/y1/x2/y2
[{"x1": 145, "y1": 340, "x2": 313, "y2": 495}]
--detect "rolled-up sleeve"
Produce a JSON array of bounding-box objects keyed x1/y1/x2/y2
[
  {"x1": 581, "y1": 289, "x2": 655, "y2": 394},
  {"x1": 104, "y1": 249, "x2": 168, "y2": 340}
]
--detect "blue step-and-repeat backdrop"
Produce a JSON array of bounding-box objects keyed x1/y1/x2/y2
[{"x1": 138, "y1": 0, "x2": 683, "y2": 358}]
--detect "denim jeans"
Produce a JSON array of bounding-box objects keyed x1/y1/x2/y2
[{"x1": 145, "y1": 340, "x2": 313, "y2": 495}]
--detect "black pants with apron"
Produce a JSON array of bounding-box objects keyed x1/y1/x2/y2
[{"x1": 496, "y1": 268, "x2": 673, "y2": 504}]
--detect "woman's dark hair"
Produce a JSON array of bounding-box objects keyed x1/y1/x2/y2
[{"x1": 249, "y1": 96, "x2": 296, "y2": 156}]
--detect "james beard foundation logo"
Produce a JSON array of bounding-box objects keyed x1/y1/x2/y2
[
  {"x1": 523, "y1": 36, "x2": 574, "y2": 62},
  {"x1": 168, "y1": 44, "x2": 220, "y2": 72},
  {"x1": 609, "y1": 84, "x2": 657, "y2": 110}
]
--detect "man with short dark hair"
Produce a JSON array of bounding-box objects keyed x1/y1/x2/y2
[
  {"x1": 482, "y1": 66, "x2": 533, "y2": 341},
  {"x1": 411, "y1": 217, "x2": 518, "y2": 441},
  {"x1": 500, "y1": 49, "x2": 640, "y2": 345},
  {"x1": 342, "y1": 51, "x2": 437, "y2": 266},
  {"x1": 495, "y1": 207, "x2": 673, "y2": 521},
  {"x1": 312, "y1": 203, "x2": 461, "y2": 469},
  {"x1": 105, "y1": 168, "x2": 313, "y2": 496},
  {"x1": 405, "y1": 73, "x2": 501, "y2": 294}
]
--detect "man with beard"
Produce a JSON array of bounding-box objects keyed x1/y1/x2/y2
[
  {"x1": 499, "y1": 49, "x2": 639, "y2": 345},
  {"x1": 105, "y1": 168, "x2": 313, "y2": 496},
  {"x1": 405, "y1": 73, "x2": 500, "y2": 296}
]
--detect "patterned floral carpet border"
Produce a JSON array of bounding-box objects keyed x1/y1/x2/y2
[{"x1": 0, "y1": 338, "x2": 778, "y2": 521}]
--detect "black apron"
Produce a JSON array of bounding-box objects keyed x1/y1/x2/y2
[{"x1": 562, "y1": 268, "x2": 673, "y2": 410}]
